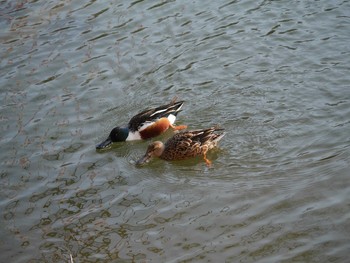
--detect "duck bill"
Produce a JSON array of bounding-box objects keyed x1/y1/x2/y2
[
  {"x1": 136, "y1": 153, "x2": 152, "y2": 166},
  {"x1": 96, "y1": 137, "x2": 112, "y2": 150}
]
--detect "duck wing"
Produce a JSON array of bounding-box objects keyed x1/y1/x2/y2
[{"x1": 128, "y1": 98, "x2": 184, "y2": 132}]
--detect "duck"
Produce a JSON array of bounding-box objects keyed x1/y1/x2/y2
[
  {"x1": 136, "y1": 127, "x2": 225, "y2": 166},
  {"x1": 96, "y1": 98, "x2": 187, "y2": 149}
]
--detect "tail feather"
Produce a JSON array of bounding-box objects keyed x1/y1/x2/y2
[
  {"x1": 168, "y1": 101, "x2": 184, "y2": 116},
  {"x1": 212, "y1": 132, "x2": 226, "y2": 143},
  {"x1": 190, "y1": 126, "x2": 225, "y2": 144}
]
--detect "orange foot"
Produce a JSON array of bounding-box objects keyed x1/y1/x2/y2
[
  {"x1": 203, "y1": 154, "x2": 212, "y2": 167},
  {"x1": 170, "y1": 124, "x2": 188, "y2": 131}
]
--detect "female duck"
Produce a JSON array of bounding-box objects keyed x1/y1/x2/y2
[
  {"x1": 136, "y1": 127, "x2": 225, "y2": 166},
  {"x1": 96, "y1": 98, "x2": 187, "y2": 149}
]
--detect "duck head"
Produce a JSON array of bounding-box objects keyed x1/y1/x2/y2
[
  {"x1": 96, "y1": 127, "x2": 129, "y2": 149},
  {"x1": 136, "y1": 141, "x2": 165, "y2": 165}
]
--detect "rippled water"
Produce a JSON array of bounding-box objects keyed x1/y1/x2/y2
[{"x1": 1, "y1": 0, "x2": 350, "y2": 262}]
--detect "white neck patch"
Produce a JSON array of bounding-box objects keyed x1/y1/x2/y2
[{"x1": 126, "y1": 131, "x2": 142, "y2": 141}]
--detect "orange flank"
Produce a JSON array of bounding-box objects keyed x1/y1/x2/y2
[
  {"x1": 139, "y1": 118, "x2": 171, "y2": 139},
  {"x1": 170, "y1": 124, "x2": 187, "y2": 131}
]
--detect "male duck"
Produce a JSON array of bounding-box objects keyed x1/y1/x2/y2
[
  {"x1": 136, "y1": 127, "x2": 225, "y2": 166},
  {"x1": 96, "y1": 98, "x2": 187, "y2": 149}
]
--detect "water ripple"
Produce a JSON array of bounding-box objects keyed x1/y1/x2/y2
[{"x1": 1, "y1": 0, "x2": 350, "y2": 262}]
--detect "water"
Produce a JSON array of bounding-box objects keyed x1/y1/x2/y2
[{"x1": 1, "y1": 0, "x2": 350, "y2": 262}]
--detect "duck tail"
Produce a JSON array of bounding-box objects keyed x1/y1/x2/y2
[
  {"x1": 212, "y1": 131, "x2": 226, "y2": 143},
  {"x1": 169, "y1": 100, "x2": 184, "y2": 116},
  {"x1": 211, "y1": 125, "x2": 225, "y2": 141},
  {"x1": 190, "y1": 126, "x2": 224, "y2": 143}
]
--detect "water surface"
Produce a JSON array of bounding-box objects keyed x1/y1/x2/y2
[{"x1": 1, "y1": 0, "x2": 350, "y2": 262}]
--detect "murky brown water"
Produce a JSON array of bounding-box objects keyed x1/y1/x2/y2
[{"x1": 1, "y1": 0, "x2": 350, "y2": 262}]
